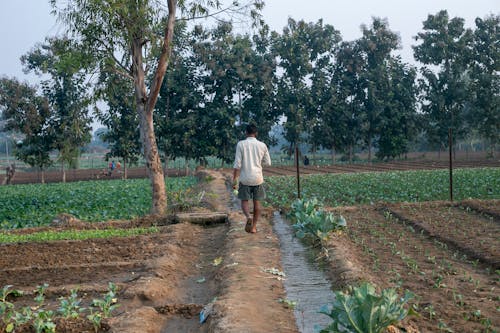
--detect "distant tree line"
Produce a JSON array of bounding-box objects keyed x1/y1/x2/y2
[{"x1": 1, "y1": 10, "x2": 498, "y2": 174}]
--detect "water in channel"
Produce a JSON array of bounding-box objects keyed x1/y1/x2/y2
[{"x1": 272, "y1": 212, "x2": 335, "y2": 333}]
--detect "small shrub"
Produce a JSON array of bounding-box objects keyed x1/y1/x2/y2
[
  {"x1": 320, "y1": 282, "x2": 414, "y2": 333},
  {"x1": 289, "y1": 198, "x2": 346, "y2": 243}
]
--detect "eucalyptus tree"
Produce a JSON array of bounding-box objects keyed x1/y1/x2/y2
[
  {"x1": 468, "y1": 15, "x2": 499, "y2": 156},
  {"x1": 272, "y1": 18, "x2": 341, "y2": 158},
  {"x1": 21, "y1": 37, "x2": 92, "y2": 182},
  {"x1": 50, "y1": 0, "x2": 263, "y2": 213},
  {"x1": 413, "y1": 10, "x2": 473, "y2": 155},
  {"x1": 0, "y1": 77, "x2": 53, "y2": 182},
  {"x1": 358, "y1": 17, "x2": 401, "y2": 162}
]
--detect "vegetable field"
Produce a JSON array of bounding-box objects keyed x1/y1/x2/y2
[
  {"x1": 0, "y1": 177, "x2": 197, "y2": 229},
  {"x1": 265, "y1": 168, "x2": 499, "y2": 207},
  {"x1": 266, "y1": 168, "x2": 499, "y2": 332}
]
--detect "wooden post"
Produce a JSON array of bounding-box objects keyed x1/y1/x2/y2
[
  {"x1": 449, "y1": 128, "x2": 453, "y2": 202},
  {"x1": 296, "y1": 146, "x2": 301, "y2": 199}
]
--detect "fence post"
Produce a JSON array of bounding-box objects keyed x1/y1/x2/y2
[
  {"x1": 296, "y1": 146, "x2": 301, "y2": 199},
  {"x1": 449, "y1": 128, "x2": 453, "y2": 202}
]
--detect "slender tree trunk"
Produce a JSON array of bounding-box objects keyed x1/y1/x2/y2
[
  {"x1": 137, "y1": 101, "x2": 167, "y2": 214},
  {"x1": 164, "y1": 156, "x2": 169, "y2": 178},
  {"x1": 61, "y1": 162, "x2": 66, "y2": 183},
  {"x1": 349, "y1": 144, "x2": 353, "y2": 164},
  {"x1": 331, "y1": 148, "x2": 336, "y2": 164},
  {"x1": 130, "y1": 0, "x2": 176, "y2": 214},
  {"x1": 368, "y1": 135, "x2": 372, "y2": 164},
  {"x1": 132, "y1": 39, "x2": 167, "y2": 214},
  {"x1": 40, "y1": 167, "x2": 45, "y2": 184}
]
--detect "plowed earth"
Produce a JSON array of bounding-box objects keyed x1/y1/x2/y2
[
  {"x1": 0, "y1": 170, "x2": 297, "y2": 333},
  {"x1": 325, "y1": 200, "x2": 499, "y2": 333},
  {"x1": 1, "y1": 165, "x2": 499, "y2": 332}
]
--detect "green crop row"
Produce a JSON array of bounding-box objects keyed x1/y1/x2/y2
[
  {"x1": 0, "y1": 177, "x2": 197, "y2": 229},
  {"x1": 265, "y1": 168, "x2": 499, "y2": 208},
  {"x1": 0, "y1": 227, "x2": 159, "y2": 244}
]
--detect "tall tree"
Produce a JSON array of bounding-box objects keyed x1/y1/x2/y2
[
  {"x1": 272, "y1": 18, "x2": 340, "y2": 158},
  {"x1": 96, "y1": 72, "x2": 141, "y2": 178},
  {"x1": 0, "y1": 77, "x2": 53, "y2": 182},
  {"x1": 326, "y1": 41, "x2": 365, "y2": 163},
  {"x1": 155, "y1": 23, "x2": 206, "y2": 169},
  {"x1": 51, "y1": 0, "x2": 263, "y2": 214},
  {"x1": 22, "y1": 37, "x2": 92, "y2": 182},
  {"x1": 376, "y1": 57, "x2": 418, "y2": 160},
  {"x1": 358, "y1": 17, "x2": 401, "y2": 162},
  {"x1": 413, "y1": 10, "x2": 473, "y2": 155},
  {"x1": 468, "y1": 15, "x2": 499, "y2": 156}
]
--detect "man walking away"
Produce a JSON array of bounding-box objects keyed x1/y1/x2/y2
[{"x1": 232, "y1": 124, "x2": 271, "y2": 233}]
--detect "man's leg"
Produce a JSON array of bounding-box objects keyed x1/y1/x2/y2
[
  {"x1": 242, "y1": 199, "x2": 253, "y2": 232},
  {"x1": 251, "y1": 199, "x2": 261, "y2": 233},
  {"x1": 241, "y1": 200, "x2": 250, "y2": 219}
]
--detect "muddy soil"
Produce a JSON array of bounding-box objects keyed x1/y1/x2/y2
[
  {"x1": 0, "y1": 170, "x2": 298, "y2": 333},
  {"x1": 325, "y1": 203, "x2": 499, "y2": 333}
]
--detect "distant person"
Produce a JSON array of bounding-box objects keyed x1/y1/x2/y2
[
  {"x1": 304, "y1": 155, "x2": 310, "y2": 166},
  {"x1": 4, "y1": 163, "x2": 15, "y2": 185},
  {"x1": 232, "y1": 124, "x2": 271, "y2": 233},
  {"x1": 116, "y1": 161, "x2": 121, "y2": 172},
  {"x1": 108, "y1": 161, "x2": 115, "y2": 176}
]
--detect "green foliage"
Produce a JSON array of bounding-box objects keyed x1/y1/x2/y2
[
  {"x1": 0, "y1": 282, "x2": 120, "y2": 333},
  {"x1": 91, "y1": 282, "x2": 119, "y2": 318},
  {"x1": 266, "y1": 168, "x2": 500, "y2": 208},
  {"x1": 0, "y1": 77, "x2": 53, "y2": 171},
  {"x1": 0, "y1": 227, "x2": 159, "y2": 244},
  {"x1": 0, "y1": 176, "x2": 196, "y2": 229},
  {"x1": 320, "y1": 282, "x2": 414, "y2": 333},
  {"x1": 289, "y1": 198, "x2": 346, "y2": 242}
]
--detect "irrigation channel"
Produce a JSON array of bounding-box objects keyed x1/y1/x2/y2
[{"x1": 272, "y1": 212, "x2": 336, "y2": 333}]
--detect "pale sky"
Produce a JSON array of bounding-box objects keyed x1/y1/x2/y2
[{"x1": 0, "y1": 0, "x2": 498, "y2": 83}]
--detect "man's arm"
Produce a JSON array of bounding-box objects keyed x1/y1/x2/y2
[
  {"x1": 232, "y1": 168, "x2": 240, "y2": 189},
  {"x1": 262, "y1": 146, "x2": 271, "y2": 167},
  {"x1": 233, "y1": 142, "x2": 242, "y2": 188}
]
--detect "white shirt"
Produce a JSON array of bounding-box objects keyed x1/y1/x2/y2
[{"x1": 233, "y1": 137, "x2": 271, "y2": 186}]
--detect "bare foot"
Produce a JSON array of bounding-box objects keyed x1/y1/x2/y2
[{"x1": 245, "y1": 218, "x2": 253, "y2": 233}]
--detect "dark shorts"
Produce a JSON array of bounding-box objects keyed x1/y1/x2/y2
[{"x1": 238, "y1": 183, "x2": 266, "y2": 201}]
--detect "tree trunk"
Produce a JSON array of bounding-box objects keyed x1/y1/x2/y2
[
  {"x1": 40, "y1": 167, "x2": 45, "y2": 184},
  {"x1": 130, "y1": 0, "x2": 176, "y2": 215},
  {"x1": 61, "y1": 162, "x2": 66, "y2": 183},
  {"x1": 349, "y1": 144, "x2": 353, "y2": 164},
  {"x1": 124, "y1": 159, "x2": 128, "y2": 180},
  {"x1": 133, "y1": 43, "x2": 167, "y2": 214},
  {"x1": 331, "y1": 148, "x2": 336, "y2": 164},
  {"x1": 137, "y1": 101, "x2": 167, "y2": 214},
  {"x1": 368, "y1": 135, "x2": 372, "y2": 164}
]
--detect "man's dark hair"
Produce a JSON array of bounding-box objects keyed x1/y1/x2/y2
[{"x1": 246, "y1": 124, "x2": 258, "y2": 135}]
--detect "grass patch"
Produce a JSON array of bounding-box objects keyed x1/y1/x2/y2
[{"x1": 0, "y1": 226, "x2": 160, "y2": 243}]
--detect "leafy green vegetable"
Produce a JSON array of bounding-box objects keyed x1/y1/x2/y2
[
  {"x1": 320, "y1": 282, "x2": 414, "y2": 333},
  {"x1": 289, "y1": 198, "x2": 346, "y2": 242},
  {"x1": 0, "y1": 177, "x2": 196, "y2": 229},
  {"x1": 266, "y1": 168, "x2": 499, "y2": 208},
  {"x1": 0, "y1": 227, "x2": 159, "y2": 244}
]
